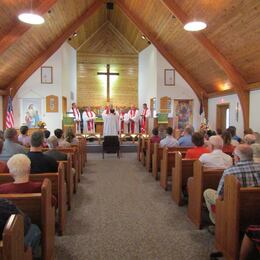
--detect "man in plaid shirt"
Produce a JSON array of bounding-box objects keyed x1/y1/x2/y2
[{"x1": 204, "y1": 144, "x2": 260, "y2": 225}]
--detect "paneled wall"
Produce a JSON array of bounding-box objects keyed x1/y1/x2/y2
[{"x1": 77, "y1": 22, "x2": 138, "y2": 108}]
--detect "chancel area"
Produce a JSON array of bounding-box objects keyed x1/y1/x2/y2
[{"x1": 0, "y1": 1, "x2": 260, "y2": 259}]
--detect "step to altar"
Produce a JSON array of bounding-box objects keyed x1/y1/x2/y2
[{"x1": 86, "y1": 141, "x2": 137, "y2": 153}]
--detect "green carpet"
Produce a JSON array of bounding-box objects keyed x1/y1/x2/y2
[{"x1": 55, "y1": 153, "x2": 215, "y2": 259}]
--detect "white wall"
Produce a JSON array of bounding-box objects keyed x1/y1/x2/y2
[
  {"x1": 138, "y1": 45, "x2": 157, "y2": 109},
  {"x1": 208, "y1": 94, "x2": 244, "y2": 137},
  {"x1": 13, "y1": 42, "x2": 76, "y2": 134},
  {"x1": 250, "y1": 89, "x2": 260, "y2": 133},
  {"x1": 138, "y1": 44, "x2": 201, "y2": 130}
]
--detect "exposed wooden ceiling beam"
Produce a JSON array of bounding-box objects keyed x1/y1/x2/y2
[
  {"x1": 247, "y1": 82, "x2": 260, "y2": 91},
  {"x1": 5, "y1": 0, "x2": 103, "y2": 98},
  {"x1": 0, "y1": 0, "x2": 58, "y2": 56},
  {"x1": 208, "y1": 89, "x2": 235, "y2": 98},
  {"x1": 161, "y1": 0, "x2": 249, "y2": 128},
  {"x1": 115, "y1": 0, "x2": 208, "y2": 106},
  {"x1": 0, "y1": 89, "x2": 8, "y2": 96}
]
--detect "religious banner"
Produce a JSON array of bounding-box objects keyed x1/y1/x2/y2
[
  {"x1": 174, "y1": 99, "x2": 193, "y2": 130},
  {"x1": 46, "y1": 95, "x2": 58, "y2": 112}
]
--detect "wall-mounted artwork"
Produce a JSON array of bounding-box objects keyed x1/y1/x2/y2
[
  {"x1": 22, "y1": 98, "x2": 42, "y2": 128},
  {"x1": 164, "y1": 69, "x2": 175, "y2": 86},
  {"x1": 174, "y1": 99, "x2": 193, "y2": 130},
  {"x1": 46, "y1": 95, "x2": 58, "y2": 112},
  {"x1": 41, "y1": 66, "x2": 53, "y2": 84}
]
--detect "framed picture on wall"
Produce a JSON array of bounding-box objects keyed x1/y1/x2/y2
[
  {"x1": 164, "y1": 69, "x2": 175, "y2": 86},
  {"x1": 41, "y1": 66, "x2": 53, "y2": 84}
]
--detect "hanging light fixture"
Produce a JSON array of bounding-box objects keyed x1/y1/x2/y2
[
  {"x1": 18, "y1": 0, "x2": 45, "y2": 25},
  {"x1": 184, "y1": 21, "x2": 207, "y2": 31}
]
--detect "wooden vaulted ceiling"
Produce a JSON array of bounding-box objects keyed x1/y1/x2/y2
[{"x1": 1, "y1": 0, "x2": 260, "y2": 127}]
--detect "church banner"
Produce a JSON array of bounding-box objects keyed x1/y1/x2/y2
[{"x1": 174, "y1": 99, "x2": 193, "y2": 130}]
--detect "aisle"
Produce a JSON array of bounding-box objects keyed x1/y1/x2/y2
[{"x1": 56, "y1": 153, "x2": 214, "y2": 259}]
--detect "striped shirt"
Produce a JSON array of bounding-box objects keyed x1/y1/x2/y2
[{"x1": 217, "y1": 160, "x2": 260, "y2": 196}]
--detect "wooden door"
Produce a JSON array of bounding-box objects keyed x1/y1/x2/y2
[
  {"x1": 62, "y1": 96, "x2": 67, "y2": 114},
  {"x1": 216, "y1": 103, "x2": 229, "y2": 132}
]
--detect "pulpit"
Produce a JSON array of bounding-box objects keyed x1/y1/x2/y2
[{"x1": 62, "y1": 116, "x2": 76, "y2": 134}]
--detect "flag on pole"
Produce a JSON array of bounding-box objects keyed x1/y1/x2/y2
[{"x1": 5, "y1": 96, "x2": 14, "y2": 128}]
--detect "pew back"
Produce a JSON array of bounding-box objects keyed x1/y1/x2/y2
[{"x1": 215, "y1": 175, "x2": 260, "y2": 260}]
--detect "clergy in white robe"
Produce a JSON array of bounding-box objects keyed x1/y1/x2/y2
[
  {"x1": 102, "y1": 109, "x2": 119, "y2": 136},
  {"x1": 128, "y1": 105, "x2": 140, "y2": 134},
  {"x1": 69, "y1": 103, "x2": 81, "y2": 134},
  {"x1": 82, "y1": 107, "x2": 96, "y2": 134},
  {"x1": 119, "y1": 109, "x2": 129, "y2": 134},
  {"x1": 140, "y1": 103, "x2": 151, "y2": 134}
]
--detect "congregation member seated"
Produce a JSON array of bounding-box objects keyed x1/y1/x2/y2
[
  {"x1": 203, "y1": 144, "x2": 260, "y2": 225},
  {"x1": 0, "y1": 130, "x2": 4, "y2": 141},
  {"x1": 18, "y1": 125, "x2": 31, "y2": 147},
  {"x1": 216, "y1": 128, "x2": 222, "y2": 136},
  {"x1": 54, "y1": 128, "x2": 70, "y2": 147},
  {"x1": 178, "y1": 127, "x2": 194, "y2": 147},
  {"x1": 0, "y1": 198, "x2": 41, "y2": 258},
  {"x1": 228, "y1": 125, "x2": 241, "y2": 145},
  {"x1": 159, "y1": 127, "x2": 178, "y2": 148},
  {"x1": 240, "y1": 225, "x2": 260, "y2": 259},
  {"x1": 0, "y1": 128, "x2": 27, "y2": 161},
  {"x1": 150, "y1": 128, "x2": 160, "y2": 144},
  {"x1": 0, "y1": 154, "x2": 42, "y2": 193},
  {"x1": 65, "y1": 127, "x2": 78, "y2": 145},
  {"x1": 243, "y1": 134, "x2": 256, "y2": 145},
  {"x1": 251, "y1": 133, "x2": 260, "y2": 163},
  {"x1": 199, "y1": 135, "x2": 233, "y2": 168},
  {"x1": 45, "y1": 136, "x2": 67, "y2": 161},
  {"x1": 222, "y1": 130, "x2": 235, "y2": 154},
  {"x1": 43, "y1": 129, "x2": 51, "y2": 148},
  {"x1": 0, "y1": 140, "x2": 8, "y2": 173},
  {"x1": 27, "y1": 131, "x2": 58, "y2": 173},
  {"x1": 185, "y1": 132, "x2": 210, "y2": 159},
  {"x1": 244, "y1": 128, "x2": 254, "y2": 136}
]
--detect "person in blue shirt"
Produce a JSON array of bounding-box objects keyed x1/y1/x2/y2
[{"x1": 178, "y1": 126, "x2": 194, "y2": 147}]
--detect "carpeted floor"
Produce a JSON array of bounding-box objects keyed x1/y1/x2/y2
[{"x1": 55, "y1": 153, "x2": 215, "y2": 260}]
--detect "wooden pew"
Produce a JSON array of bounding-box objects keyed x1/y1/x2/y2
[
  {"x1": 152, "y1": 143, "x2": 162, "y2": 180},
  {"x1": 215, "y1": 175, "x2": 260, "y2": 260},
  {"x1": 140, "y1": 137, "x2": 149, "y2": 166},
  {"x1": 0, "y1": 163, "x2": 66, "y2": 236},
  {"x1": 160, "y1": 147, "x2": 189, "y2": 190},
  {"x1": 172, "y1": 152, "x2": 195, "y2": 206},
  {"x1": 187, "y1": 161, "x2": 224, "y2": 229},
  {"x1": 0, "y1": 214, "x2": 32, "y2": 260},
  {"x1": 137, "y1": 137, "x2": 142, "y2": 161},
  {"x1": 145, "y1": 139, "x2": 153, "y2": 172},
  {"x1": 0, "y1": 179, "x2": 55, "y2": 260},
  {"x1": 76, "y1": 135, "x2": 87, "y2": 166},
  {"x1": 71, "y1": 145, "x2": 82, "y2": 179}
]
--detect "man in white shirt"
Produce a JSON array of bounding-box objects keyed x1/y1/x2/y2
[
  {"x1": 140, "y1": 103, "x2": 151, "y2": 134},
  {"x1": 102, "y1": 109, "x2": 119, "y2": 136},
  {"x1": 199, "y1": 135, "x2": 233, "y2": 168},
  {"x1": 69, "y1": 103, "x2": 81, "y2": 134},
  {"x1": 160, "y1": 127, "x2": 179, "y2": 148},
  {"x1": 128, "y1": 104, "x2": 140, "y2": 134},
  {"x1": 82, "y1": 107, "x2": 96, "y2": 134}
]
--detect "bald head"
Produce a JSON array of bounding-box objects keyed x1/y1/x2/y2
[
  {"x1": 234, "y1": 144, "x2": 253, "y2": 161},
  {"x1": 209, "y1": 135, "x2": 223, "y2": 150}
]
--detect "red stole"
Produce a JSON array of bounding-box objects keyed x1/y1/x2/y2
[
  {"x1": 86, "y1": 111, "x2": 94, "y2": 131},
  {"x1": 130, "y1": 109, "x2": 136, "y2": 133},
  {"x1": 72, "y1": 108, "x2": 80, "y2": 119},
  {"x1": 141, "y1": 108, "x2": 148, "y2": 133}
]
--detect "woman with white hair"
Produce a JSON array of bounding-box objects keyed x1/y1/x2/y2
[
  {"x1": 0, "y1": 154, "x2": 42, "y2": 193},
  {"x1": 199, "y1": 135, "x2": 233, "y2": 168}
]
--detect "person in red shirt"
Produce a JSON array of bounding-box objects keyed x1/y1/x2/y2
[
  {"x1": 0, "y1": 154, "x2": 41, "y2": 194},
  {"x1": 185, "y1": 132, "x2": 210, "y2": 159},
  {"x1": 150, "y1": 128, "x2": 161, "y2": 144}
]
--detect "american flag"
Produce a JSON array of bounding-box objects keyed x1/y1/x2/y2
[{"x1": 5, "y1": 96, "x2": 14, "y2": 128}]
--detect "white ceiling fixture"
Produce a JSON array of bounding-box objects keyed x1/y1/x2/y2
[
  {"x1": 18, "y1": 0, "x2": 45, "y2": 25},
  {"x1": 184, "y1": 21, "x2": 207, "y2": 31}
]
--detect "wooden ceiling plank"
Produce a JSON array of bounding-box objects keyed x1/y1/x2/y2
[
  {"x1": 0, "y1": 89, "x2": 8, "y2": 96},
  {"x1": 115, "y1": 0, "x2": 208, "y2": 108},
  {"x1": 0, "y1": 0, "x2": 58, "y2": 56},
  {"x1": 6, "y1": 0, "x2": 103, "y2": 98},
  {"x1": 161, "y1": 0, "x2": 249, "y2": 128}
]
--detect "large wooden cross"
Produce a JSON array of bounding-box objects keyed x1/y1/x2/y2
[{"x1": 97, "y1": 64, "x2": 119, "y2": 102}]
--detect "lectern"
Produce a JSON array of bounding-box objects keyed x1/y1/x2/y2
[{"x1": 62, "y1": 115, "x2": 76, "y2": 134}]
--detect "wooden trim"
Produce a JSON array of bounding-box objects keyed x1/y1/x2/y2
[
  {"x1": 208, "y1": 89, "x2": 236, "y2": 98},
  {"x1": 0, "y1": 0, "x2": 58, "y2": 56},
  {"x1": 161, "y1": 0, "x2": 249, "y2": 128},
  {"x1": 6, "y1": 0, "x2": 103, "y2": 99},
  {"x1": 247, "y1": 82, "x2": 260, "y2": 91},
  {"x1": 0, "y1": 89, "x2": 8, "y2": 96},
  {"x1": 115, "y1": 0, "x2": 208, "y2": 105}
]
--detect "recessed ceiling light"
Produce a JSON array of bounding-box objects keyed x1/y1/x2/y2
[
  {"x1": 141, "y1": 35, "x2": 146, "y2": 40},
  {"x1": 184, "y1": 21, "x2": 207, "y2": 31},
  {"x1": 18, "y1": 13, "x2": 45, "y2": 25}
]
